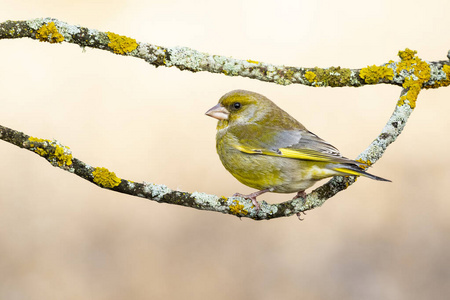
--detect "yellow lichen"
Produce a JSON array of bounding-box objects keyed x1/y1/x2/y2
[
  {"x1": 398, "y1": 48, "x2": 416, "y2": 61},
  {"x1": 359, "y1": 65, "x2": 394, "y2": 84},
  {"x1": 309, "y1": 66, "x2": 352, "y2": 87},
  {"x1": 337, "y1": 68, "x2": 352, "y2": 84},
  {"x1": 356, "y1": 159, "x2": 373, "y2": 170},
  {"x1": 28, "y1": 136, "x2": 46, "y2": 147},
  {"x1": 285, "y1": 69, "x2": 294, "y2": 80},
  {"x1": 34, "y1": 148, "x2": 48, "y2": 156},
  {"x1": 304, "y1": 71, "x2": 316, "y2": 83},
  {"x1": 36, "y1": 22, "x2": 64, "y2": 43},
  {"x1": 106, "y1": 32, "x2": 138, "y2": 54},
  {"x1": 92, "y1": 167, "x2": 121, "y2": 188},
  {"x1": 395, "y1": 48, "x2": 430, "y2": 108},
  {"x1": 27, "y1": 136, "x2": 73, "y2": 167},
  {"x1": 53, "y1": 145, "x2": 72, "y2": 167},
  {"x1": 229, "y1": 200, "x2": 248, "y2": 215},
  {"x1": 247, "y1": 59, "x2": 259, "y2": 64},
  {"x1": 443, "y1": 65, "x2": 450, "y2": 76}
]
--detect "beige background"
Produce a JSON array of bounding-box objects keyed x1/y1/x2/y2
[{"x1": 1, "y1": 1, "x2": 450, "y2": 299}]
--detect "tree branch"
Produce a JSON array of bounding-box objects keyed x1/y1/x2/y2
[
  {"x1": 0, "y1": 18, "x2": 449, "y2": 88},
  {"x1": 0, "y1": 18, "x2": 449, "y2": 220},
  {"x1": 0, "y1": 87, "x2": 413, "y2": 220}
]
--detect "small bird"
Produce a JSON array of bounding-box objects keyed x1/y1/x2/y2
[{"x1": 205, "y1": 90, "x2": 390, "y2": 211}]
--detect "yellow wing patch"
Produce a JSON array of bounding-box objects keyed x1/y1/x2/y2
[
  {"x1": 333, "y1": 168, "x2": 362, "y2": 176},
  {"x1": 234, "y1": 144, "x2": 261, "y2": 154},
  {"x1": 277, "y1": 148, "x2": 333, "y2": 162},
  {"x1": 234, "y1": 144, "x2": 336, "y2": 162}
]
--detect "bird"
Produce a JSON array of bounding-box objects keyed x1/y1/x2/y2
[{"x1": 205, "y1": 89, "x2": 390, "y2": 211}]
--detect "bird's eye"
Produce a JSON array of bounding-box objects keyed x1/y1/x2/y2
[{"x1": 233, "y1": 102, "x2": 241, "y2": 109}]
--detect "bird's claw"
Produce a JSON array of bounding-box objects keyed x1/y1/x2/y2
[
  {"x1": 250, "y1": 198, "x2": 261, "y2": 211},
  {"x1": 293, "y1": 190, "x2": 307, "y2": 200},
  {"x1": 293, "y1": 190, "x2": 307, "y2": 220},
  {"x1": 296, "y1": 211, "x2": 307, "y2": 221},
  {"x1": 232, "y1": 192, "x2": 262, "y2": 211}
]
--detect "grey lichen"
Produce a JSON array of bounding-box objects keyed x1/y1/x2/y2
[
  {"x1": 192, "y1": 191, "x2": 220, "y2": 205},
  {"x1": 283, "y1": 208, "x2": 292, "y2": 216},
  {"x1": 127, "y1": 181, "x2": 135, "y2": 190},
  {"x1": 143, "y1": 182, "x2": 171, "y2": 201},
  {"x1": 222, "y1": 61, "x2": 243, "y2": 76},
  {"x1": 137, "y1": 43, "x2": 166, "y2": 64},
  {"x1": 167, "y1": 46, "x2": 206, "y2": 71},
  {"x1": 358, "y1": 98, "x2": 412, "y2": 164},
  {"x1": 95, "y1": 30, "x2": 110, "y2": 46},
  {"x1": 55, "y1": 21, "x2": 80, "y2": 42},
  {"x1": 299, "y1": 192, "x2": 321, "y2": 211},
  {"x1": 425, "y1": 63, "x2": 448, "y2": 87},
  {"x1": 26, "y1": 18, "x2": 46, "y2": 30},
  {"x1": 260, "y1": 201, "x2": 277, "y2": 215}
]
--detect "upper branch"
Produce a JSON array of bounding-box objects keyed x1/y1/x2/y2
[{"x1": 1, "y1": 18, "x2": 449, "y2": 88}]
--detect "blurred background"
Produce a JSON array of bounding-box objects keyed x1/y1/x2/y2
[{"x1": 1, "y1": 1, "x2": 450, "y2": 299}]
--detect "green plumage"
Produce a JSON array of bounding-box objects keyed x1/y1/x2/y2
[{"x1": 207, "y1": 90, "x2": 390, "y2": 197}]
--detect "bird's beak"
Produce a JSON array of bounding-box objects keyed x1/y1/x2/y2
[{"x1": 205, "y1": 103, "x2": 229, "y2": 120}]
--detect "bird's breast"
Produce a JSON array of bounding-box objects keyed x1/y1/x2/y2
[{"x1": 216, "y1": 131, "x2": 327, "y2": 193}]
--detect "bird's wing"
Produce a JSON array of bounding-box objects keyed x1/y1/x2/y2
[{"x1": 229, "y1": 124, "x2": 364, "y2": 165}]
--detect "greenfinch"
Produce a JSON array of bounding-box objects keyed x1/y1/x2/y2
[{"x1": 206, "y1": 90, "x2": 390, "y2": 210}]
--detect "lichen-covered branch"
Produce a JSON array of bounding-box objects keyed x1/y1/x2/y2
[
  {"x1": 0, "y1": 123, "x2": 285, "y2": 219},
  {"x1": 1, "y1": 18, "x2": 449, "y2": 88},
  {"x1": 1, "y1": 18, "x2": 449, "y2": 220},
  {"x1": 290, "y1": 88, "x2": 414, "y2": 215}
]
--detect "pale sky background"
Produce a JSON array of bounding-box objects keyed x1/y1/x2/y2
[{"x1": 1, "y1": 1, "x2": 450, "y2": 299}]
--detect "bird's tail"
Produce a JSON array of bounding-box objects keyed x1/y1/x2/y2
[{"x1": 332, "y1": 163, "x2": 391, "y2": 182}]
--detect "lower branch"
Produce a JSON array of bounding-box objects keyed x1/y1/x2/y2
[{"x1": 0, "y1": 88, "x2": 413, "y2": 220}]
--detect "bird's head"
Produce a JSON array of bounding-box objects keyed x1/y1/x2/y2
[{"x1": 205, "y1": 90, "x2": 273, "y2": 128}]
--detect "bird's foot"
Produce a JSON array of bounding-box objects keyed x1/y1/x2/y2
[
  {"x1": 232, "y1": 189, "x2": 270, "y2": 211},
  {"x1": 293, "y1": 190, "x2": 307, "y2": 200},
  {"x1": 296, "y1": 211, "x2": 307, "y2": 221},
  {"x1": 233, "y1": 193, "x2": 260, "y2": 210},
  {"x1": 294, "y1": 190, "x2": 307, "y2": 220}
]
